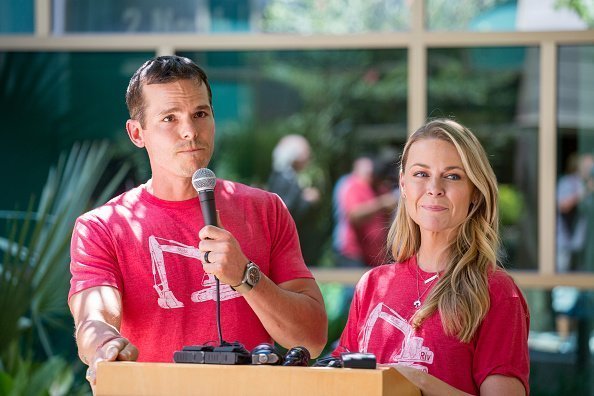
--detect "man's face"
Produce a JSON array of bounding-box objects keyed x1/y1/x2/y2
[{"x1": 128, "y1": 79, "x2": 215, "y2": 182}]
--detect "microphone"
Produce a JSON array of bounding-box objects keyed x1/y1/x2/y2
[
  {"x1": 192, "y1": 168, "x2": 217, "y2": 227},
  {"x1": 191, "y1": 168, "x2": 225, "y2": 346},
  {"x1": 175, "y1": 169, "x2": 251, "y2": 363}
]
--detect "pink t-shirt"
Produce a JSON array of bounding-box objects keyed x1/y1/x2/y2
[
  {"x1": 335, "y1": 174, "x2": 392, "y2": 266},
  {"x1": 69, "y1": 180, "x2": 312, "y2": 362},
  {"x1": 334, "y1": 257, "x2": 530, "y2": 395}
]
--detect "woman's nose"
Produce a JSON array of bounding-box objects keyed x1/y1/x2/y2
[{"x1": 427, "y1": 177, "x2": 445, "y2": 196}]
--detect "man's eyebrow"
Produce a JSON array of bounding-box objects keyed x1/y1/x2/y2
[{"x1": 157, "y1": 104, "x2": 211, "y2": 115}]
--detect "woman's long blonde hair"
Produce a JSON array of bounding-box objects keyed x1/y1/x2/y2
[{"x1": 387, "y1": 118, "x2": 500, "y2": 343}]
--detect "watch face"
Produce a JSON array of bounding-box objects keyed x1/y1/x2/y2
[{"x1": 247, "y1": 265, "x2": 260, "y2": 285}]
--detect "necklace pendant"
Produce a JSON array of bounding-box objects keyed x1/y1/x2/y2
[{"x1": 413, "y1": 299, "x2": 421, "y2": 309}]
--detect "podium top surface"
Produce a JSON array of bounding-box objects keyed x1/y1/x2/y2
[{"x1": 96, "y1": 362, "x2": 420, "y2": 396}]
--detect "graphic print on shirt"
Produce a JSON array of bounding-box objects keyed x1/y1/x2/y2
[
  {"x1": 148, "y1": 236, "x2": 240, "y2": 308},
  {"x1": 361, "y1": 302, "x2": 434, "y2": 372}
]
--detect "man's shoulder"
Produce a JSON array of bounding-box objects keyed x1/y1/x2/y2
[
  {"x1": 78, "y1": 185, "x2": 143, "y2": 223},
  {"x1": 217, "y1": 179, "x2": 280, "y2": 204},
  {"x1": 338, "y1": 174, "x2": 372, "y2": 198}
]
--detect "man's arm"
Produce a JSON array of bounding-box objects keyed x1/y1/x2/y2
[
  {"x1": 198, "y1": 224, "x2": 328, "y2": 358},
  {"x1": 242, "y1": 276, "x2": 327, "y2": 357},
  {"x1": 347, "y1": 192, "x2": 397, "y2": 226},
  {"x1": 69, "y1": 286, "x2": 138, "y2": 385}
]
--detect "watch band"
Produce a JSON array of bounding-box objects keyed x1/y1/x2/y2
[{"x1": 231, "y1": 261, "x2": 260, "y2": 293}]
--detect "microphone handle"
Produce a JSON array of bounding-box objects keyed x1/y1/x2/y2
[
  {"x1": 198, "y1": 188, "x2": 224, "y2": 345},
  {"x1": 199, "y1": 190, "x2": 218, "y2": 227}
]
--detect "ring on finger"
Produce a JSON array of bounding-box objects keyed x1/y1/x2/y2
[{"x1": 204, "y1": 251, "x2": 212, "y2": 264}]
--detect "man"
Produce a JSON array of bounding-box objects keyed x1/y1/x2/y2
[
  {"x1": 268, "y1": 134, "x2": 320, "y2": 223},
  {"x1": 68, "y1": 56, "x2": 327, "y2": 386},
  {"x1": 267, "y1": 134, "x2": 321, "y2": 262},
  {"x1": 332, "y1": 156, "x2": 398, "y2": 267}
]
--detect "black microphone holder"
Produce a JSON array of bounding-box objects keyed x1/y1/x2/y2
[{"x1": 174, "y1": 342, "x2": 251, "y2": 365}]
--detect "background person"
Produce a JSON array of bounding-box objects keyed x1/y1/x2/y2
[
  {"x1": 68, "y1": 56, "x2": 327, "y2": 388},
  {"x1": 556, "y1": 152, "x2": 594, "y2": 273},
  {"x1": 334, "y1": 119, "x2": 529, "y2": 395},
  {"x1": 267, "y1": 134, "x2": 321, "y2": 263},
  {"x1": 267, "y1": 134, "x2": 320, "y2": 223},
  {"x1": 332, "y1": 155, "x2": 398, "y2": 267},
  {"x1": 553, "y1": 152, "x2": 594, "y2": 361}
]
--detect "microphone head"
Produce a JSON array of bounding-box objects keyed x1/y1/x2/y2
[{"x1": 192, "y1": 168, "x2": 216, "y2": 193}]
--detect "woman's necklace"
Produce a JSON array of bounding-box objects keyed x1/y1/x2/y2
[{"x1": 414, "y1": 254, "x2": 439, "y2": 309}]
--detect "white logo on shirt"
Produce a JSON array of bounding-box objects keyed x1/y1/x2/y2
[
  {"x1": 148, "y1": 235, "x2": 240, "y2": 309},
  {"x1": 361, "y1": 302, "x2": 434, "y2": 371}
]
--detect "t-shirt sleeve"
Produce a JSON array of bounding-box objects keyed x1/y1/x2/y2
[
  {"x1": 267, "y1": 193, "x2": 313, "y2": 284},
  {"x1": 473, "y1": 273, "x2": 530, "y2": 394},
  {"x1": 68, "y1": 215, "x2": 123, "y2": 300}
]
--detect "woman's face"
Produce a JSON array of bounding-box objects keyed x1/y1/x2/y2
[{"x1": 400, "y1": 138, "x2": 476, "y2": 238}]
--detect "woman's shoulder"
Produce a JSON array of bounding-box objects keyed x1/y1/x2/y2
[
  {"x1": 358, "y1": 259, "x2": 412, "y2": 284},
  {"x1": 487, "y1": 267, "x2": 524, "y2": 301}
]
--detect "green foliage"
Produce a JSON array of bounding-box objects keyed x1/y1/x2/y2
[
  {"x1": 211, "y1": 50, "x2": 407, "y2": 264},
  {"x1": 262, "y1": 0, "x2": 410, "y2": 33},
  {"x1": 0, "y1": 141, "x2": 129, "y2": 395},
  {"x1": 426, "y1": 0, "x2": 515, "y2": 31},
  {"x1": 0, "y1": 354, "x2": 77, "y2": 396},
  {"x1": 499, "y1": 184, "x2": 523, "y2": 225},
  {"x1": 555, "y1": 0, "x2": 594, "y2": 27},
  {"x1": 318, "y1": 282, "x2": 351, "y2": 355}
]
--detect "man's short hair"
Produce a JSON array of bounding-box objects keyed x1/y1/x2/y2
[{"x1": 125, "y1": 55, "x2": 212, "y2": 127}]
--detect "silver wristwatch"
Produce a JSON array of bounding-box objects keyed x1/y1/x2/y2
[{"x1": 231, "y1": 261, "x2": 260, "y2": 293}]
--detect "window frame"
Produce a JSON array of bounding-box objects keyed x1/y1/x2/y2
[{"x1": 2, "y1": 0, "x2": 593, "y2": 289}]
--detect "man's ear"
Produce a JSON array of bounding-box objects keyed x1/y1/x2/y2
[{"x1": 126, "y1": 119, "x2": 145, "y2": 148}]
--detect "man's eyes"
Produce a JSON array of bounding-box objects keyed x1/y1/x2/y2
[{"x1": 161, "y1": 112, "x2": 209, "y2": 122}]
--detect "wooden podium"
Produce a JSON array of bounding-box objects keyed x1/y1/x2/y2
[{"x1": 96, "y1": 362, "x2": 420, "y2": 396}]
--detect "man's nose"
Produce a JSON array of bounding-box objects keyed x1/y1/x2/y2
[{"x1": 180, "y1": 116, "x2": 197, "y2": 140}]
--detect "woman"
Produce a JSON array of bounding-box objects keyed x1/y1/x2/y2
[{"x1": 334, "y1": 119, "x2": 529, "y2": 395}]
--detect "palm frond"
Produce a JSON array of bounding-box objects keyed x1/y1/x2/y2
[{"x1": 0, "y1": 140, "x2": 129, "y2": 358}]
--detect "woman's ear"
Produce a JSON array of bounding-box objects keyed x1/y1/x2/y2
[{"x1": 471, "y1": 190, "x2": 480, "y2": 206}]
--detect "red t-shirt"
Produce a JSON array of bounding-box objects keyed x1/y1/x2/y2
[
  {"x1": 69, "y1": 180, "x2": 313, "y2": 362},
  {"x1": 335, "y1": 174, "x2": 392, "y2": 266},
  {"x1": 334, "y1": 257, "x2": 530, "y2": 394}
]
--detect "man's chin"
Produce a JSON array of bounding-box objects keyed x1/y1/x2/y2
[{"x1": 181, "y1": 162, "x2": 210, "y2": 177}]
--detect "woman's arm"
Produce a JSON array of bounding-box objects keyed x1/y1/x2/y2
[
  {"x1": 395, "y1": 367, "x2": 525, "y2": 396},
  {"x1": 480, "y1": 375, "x2": 526, "y2": 396},
  {"x1": 395, "y1": 366, "x2": 473, "y2": 396}
]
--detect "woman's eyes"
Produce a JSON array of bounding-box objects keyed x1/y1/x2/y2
[{"x1": 412, "y1": 171, "x2": 461, "y2": 180}]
